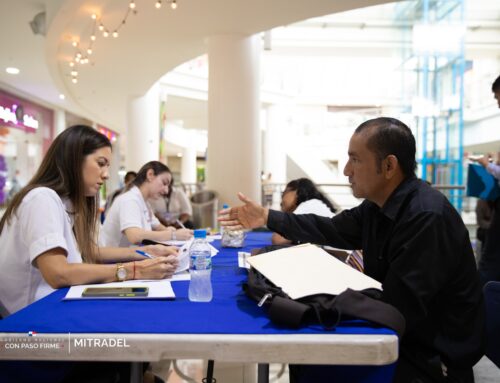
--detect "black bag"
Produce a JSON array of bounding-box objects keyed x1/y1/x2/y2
[{"x1": 243, "y1": 267, "x2": 406, "y2": 338}]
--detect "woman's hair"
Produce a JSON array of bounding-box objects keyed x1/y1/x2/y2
[
  {"x1": 128, "y1": 161, "x2": 170, "y2": 190},
  {"x1": 284, "y1": 178, "x2": 336, "y2": 213},
  {"x1": 0, "y1": 125, "x2": 111, "y2": 264}
]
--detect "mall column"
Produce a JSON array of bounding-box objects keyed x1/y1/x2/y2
[
  {"x1": 126, "y1": 83, "x2": 160, "y2": 171},
  {"x1": 207, "y1": 35, "x2": 261, "y2": 207},
  {"x1": 206, "y1": 34, "x2": 260, "y2": 382}
]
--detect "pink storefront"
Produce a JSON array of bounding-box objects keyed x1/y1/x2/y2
[{"x1": 0, "y1": 89, "x2": 54, "y2": 205}]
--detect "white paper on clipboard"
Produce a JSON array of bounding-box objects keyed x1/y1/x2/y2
[{"x1": 247, "y1": 244, "x2": 381, "y2": 299}]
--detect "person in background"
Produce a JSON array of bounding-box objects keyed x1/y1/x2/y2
[
  {"x1": 0, "y1": 125, "x2": 178, "y2": 383},
  {"x1": 104, "y1": 170, "x2": 137, "y2": 213},
  {"x1": 272, "y1": 178, "x2": 335, "y2": 245},
  {"x1": 100, "y1": 161, "x2": 193, "y2": 247},
  {"x1": 475, "y1": 199, "x2": 494, "y2": 262},
  {"x1": 220, "y1": 117, "x2": 485, "y2": 383},
  {"x1": 470, "y1": 74, "x2": 500, "y2": 285},
  {"x1": 150, "y1": 174, "x2": 194, "y2": 229}
]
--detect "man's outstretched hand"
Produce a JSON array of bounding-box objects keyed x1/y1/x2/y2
[{"x1": 218, "y1": 192, "x2": 269, "y2": 230}]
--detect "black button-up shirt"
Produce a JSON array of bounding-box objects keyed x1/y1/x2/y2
[{"x1": 267, "y1": 177, "x2": 485, "y2": 367}]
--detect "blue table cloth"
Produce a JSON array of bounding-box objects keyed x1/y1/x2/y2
[{"x1": 0, "y1": 231, "x2": 397, "y2": 383}]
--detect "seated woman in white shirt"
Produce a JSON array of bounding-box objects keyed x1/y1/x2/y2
[
  {"x1": 0, "y1": 125, "x2": 179, "y2": 318},
  {"x1": 100, "y1": 161, "x2": 193, "y2": 247},
  {"x1": 272, "y1": 178, "x2": 336, "y2": 245}
]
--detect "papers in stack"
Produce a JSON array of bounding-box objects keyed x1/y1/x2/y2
[
  {"x1": 247, "y1": 244, "x2": 381, "y2": 299},
  {"x1": 64, "y1": 280, "x2": 175, "y2": 300}
]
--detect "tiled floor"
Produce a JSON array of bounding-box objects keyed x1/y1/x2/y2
[{"x1": 152, "y1": 357, "x2": 500, "y2": 383}]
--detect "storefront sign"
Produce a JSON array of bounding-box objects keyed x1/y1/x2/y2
[
  {"x1": 0, "y1": 103, "x2": 39, "y2": 130},
  {"x1": 97, "y1": 125, "x2": 118, "y2": 142}
]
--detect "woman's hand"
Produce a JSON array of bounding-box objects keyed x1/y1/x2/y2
[
  {"x1": 143, "y1": 244, "x2": 179, "y2": 257},
  {"x1": 174, "y1": 228, "x2": 193, "y2": 240},
  {"x1": 135, "y1": 256, "x2": 178, "y2": 280}
]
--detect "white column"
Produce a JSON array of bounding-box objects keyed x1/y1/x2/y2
[
  {"x1": 126, "y1": 83, "x2": 160, "y2": 171},
  {"x1": 54, "y1": 109, "x2": 66, "y2": 136},
  {"x1": 181, "y1": 146, "x2": 197, "y2": 184},
  {"x1": 107, "y1": 136, "x2": 122, "y2": 193},
  {"x1": 263, "y1": 104, "x2": 287, "y2": 184},
  {"x1": 207, "y1": 34, "x2": 261, "y2": 207}
]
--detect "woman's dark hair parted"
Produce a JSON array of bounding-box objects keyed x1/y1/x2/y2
[
  {"x1": 355, "y1": 117, "x2": 417, "y2": 178},
  {"x1": 128, "y1": 161, "x2": 171, "y2": 190},
  {"x1": 284, "y1": 178, "x2": 336, "y2": 213},
  {"x1": 0, "y1": 125, "x2": 111, "y2": 263}
]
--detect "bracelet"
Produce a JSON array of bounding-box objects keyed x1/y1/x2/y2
[
  {"x1": 133, "y1": 261, "x2": 136, "y2": 280},
  {"x1": 172, "y1": 231, "x2": 176, "y2": 241}
]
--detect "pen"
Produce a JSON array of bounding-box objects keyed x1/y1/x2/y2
[
  {"x1": 176, "y1": 219, "x2": 186, "y2": 229},
  {"x1": 135, "y1": 249, "x2": 154, "y2": 259}
]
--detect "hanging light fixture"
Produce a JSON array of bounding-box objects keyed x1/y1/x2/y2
[{"x1": 67, "y1": 0, "x2": 181, "y2": 84}]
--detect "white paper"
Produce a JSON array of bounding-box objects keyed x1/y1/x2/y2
[
  {"x1": 238, "y1": 251, "x2": 251, "y2": 269},
  {"x1": 247, "y1": 244, "x2": 381, "y2": 299},
  {"x1": 64, "y1": 280, "x2": 175, "y2": 300}
]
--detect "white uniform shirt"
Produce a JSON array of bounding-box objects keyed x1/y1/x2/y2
[
  {"x1": 150, "y1": 187, "x2": 192, "y2": 221},
  {"x1": 0, "y1": 187, "x2": 82, "y2": 316},
  {"x1": 100, "y1": 186, "x2": 160, "y2": 247},
  {"x1": 293, "y1": 198, "x2": 335, "y2": 218}
]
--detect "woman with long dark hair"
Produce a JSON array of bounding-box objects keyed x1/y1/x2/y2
[
  {"x1": 100, "y1": 161, "x2": 193, "y2": 247},
  {"x1": 0, "y1": 125, "x2": 178, "y2": 317},
  {"x1": 272, "y1": 178, "x2": 336, "y2": 245}
]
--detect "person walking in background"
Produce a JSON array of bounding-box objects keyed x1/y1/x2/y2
[
  {"x1": 469, "y1": 74, "x2": 500, "y2": 286},
  {"x1": 475, "y1": 199, "x2": 494, "y2": 262},
  {"x1": 272, "y1": 178, "x2": 336, "y2": 245},
  {"x1": 100, "y1": 161, "x2": 193, "y2": 247}
]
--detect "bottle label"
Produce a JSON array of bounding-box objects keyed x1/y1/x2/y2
[{"x1": 190, "y1": 254, "x2": 212, "y2": 271}]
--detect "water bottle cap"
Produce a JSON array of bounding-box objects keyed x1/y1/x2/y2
[
  {"x1": 193, "y1": 229, "x2": 207, "y2": 239},
  {"x1": 222, "y1": 204, "x2": 229, "y2": 209}
]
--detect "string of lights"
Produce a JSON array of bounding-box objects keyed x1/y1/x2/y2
[{"x1": 68, "y1": 0, "x2": 179, "y2": 84}]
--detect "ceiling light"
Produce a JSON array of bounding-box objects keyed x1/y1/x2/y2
[
  {"x1": 91, "y1": 35, "x2": 96, "y2": 41},
  {"x1": 87, "y1": 48, "x2": 92, "y2": 55},
  {"x1": 72, "y1": 77, "x2": 78, "y2": 84},
  {"x1": 171, "y1": 1, "x2": 177, "y2": 9},
  {"x1": 129, "y1": 1, "x2": 136, "y2": 9},
  {"x1": 103, "y1": 30, "x2": 109, "y2": 38},
  {"x1": 69, "y1": 61, "x2": 75, "y2": 67},
  {"x1": 59, "y1": 94, "x2": 65, "y2": 100},
  {"x1": 112, "y1": 31, "x2": 119, "y2": 38},
  {"x1": 6, "y1": 67, "x2": 20, "y2": 75},
  {"x1": 91, "y1": 14, "x2": 97, "y2": 20},
  {"x1": 156, "y1": 1, "x2": 162, "y2": 9}
]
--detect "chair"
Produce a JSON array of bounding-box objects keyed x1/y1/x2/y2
[{"x1": 483, "y1": 281, "x2": 500, "y2": 368}]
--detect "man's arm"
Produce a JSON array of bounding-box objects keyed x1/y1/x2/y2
[{"x1": 267, "y1": 208, "x2": 363, "y2": 250}]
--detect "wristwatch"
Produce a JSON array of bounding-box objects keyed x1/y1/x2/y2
[{"x1": 116, "y1": 263, "x2": 127, "y2": 281}]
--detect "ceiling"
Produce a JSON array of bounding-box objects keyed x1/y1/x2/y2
[{"x1": 0, "y1": 0, "x2": 392, "y2": 134}]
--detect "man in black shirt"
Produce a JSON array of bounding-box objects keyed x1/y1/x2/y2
[{"x1": 220, "y1": 117, "x2": 485, "y2": 382}]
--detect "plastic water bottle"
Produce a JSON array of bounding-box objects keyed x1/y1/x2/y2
[
  {"x1": 188, "y1": 229, "x2": 213, "y2": 302},
  {"x1": 221, "y1": 204, "x2": 246, "y2": 248}
]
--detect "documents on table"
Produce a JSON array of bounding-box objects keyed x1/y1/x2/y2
[
  {"x1": 64, "y1": 280, "x2": 175, "y2": 300},
  {"x1": 247, "y1": 244, "x2": 382, "y2": 299}
]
